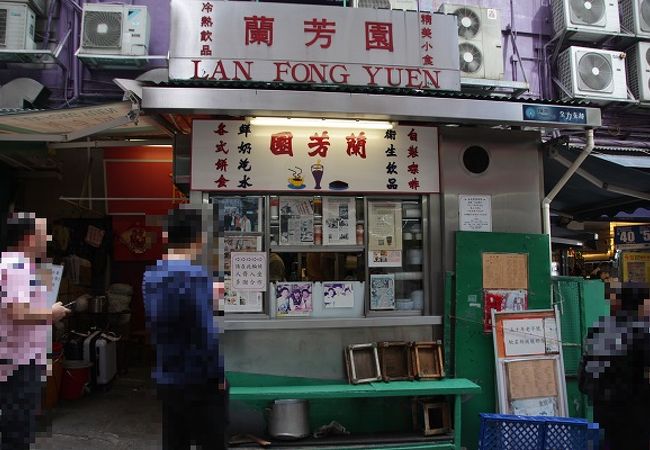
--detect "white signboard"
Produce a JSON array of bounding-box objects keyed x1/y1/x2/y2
[
  {"x1": 459, "y1": 195, "x2": 492, "y2": 232},
  {"x1": 169, "y1": 0, "x2": 460, "y2": 91},
  {"x1": 543, "y1": 317, "x2": 559, "y2": 353},
  {"x1": 192, "y1": 120, "x2": 439, "y2": 193},
  {"x1": 46, "y1": 264, "x2": 64, "y2": 305},
  {"x1": 231, "y1": 252, "x2": 267, "y2": 291},
  {"x1": 502, "y1": 318, "x2": 546, "y2": 357}
]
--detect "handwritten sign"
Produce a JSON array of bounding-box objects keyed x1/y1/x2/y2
[
  {"x1": 482, "y1": 253, "x2": 528, "y2": 289},
  {"x1": 502, "y1": 318, "x2": 546, "y2": 356},
  {"x1": 231, "y1": 252, "x2": 267, "y2": 291}
]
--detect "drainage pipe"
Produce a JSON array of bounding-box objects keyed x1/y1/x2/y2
[{"x1": 542, "y1": 129, "x2": 595, "y2": 267}]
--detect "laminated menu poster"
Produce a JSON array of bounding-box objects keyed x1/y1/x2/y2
[
  {"x1": 276, "y1": 282, "x2": 313, "y2": 317},
  {"x1": 368, "y1": 202, "x2": 402, "y2": 251},
  {"x1": 370, "y1": 273, "x2": 395, "y2": 310},
  {"x1": 323, "y1": 197, "x2": 356, "y2": 245},
  {"x1": 483, "y1": 289, "x2": 528, "y2": 333},
  {"x1": 224, "y1": 276, "x2": 263, "y2": 313},
  {"x1": 280, "y1": 197, "x2": 314, "y2": 245}
]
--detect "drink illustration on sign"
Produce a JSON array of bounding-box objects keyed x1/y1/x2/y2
[
  {"x1": 311, "y1": 160, "x2": 324, "y2": 190},
  {"x1": 287, "y1": 166, "x2": 306, "y2": 189}
]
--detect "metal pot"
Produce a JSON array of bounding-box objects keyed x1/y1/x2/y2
[
  {"x1": 267, "y1": 399, "x2": 310, "y2": 440},
  {"x1": 88, "y1": 296, "x2": 107, "y2": 314}
]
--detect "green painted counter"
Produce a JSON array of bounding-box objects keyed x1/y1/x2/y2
[{"x1": 230, "y1": 378, "x2": 480, "y2": 401}]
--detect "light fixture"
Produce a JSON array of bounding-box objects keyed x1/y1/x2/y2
[{"x1": 249, "y1": 117, "x2": 394, "y2": 129}]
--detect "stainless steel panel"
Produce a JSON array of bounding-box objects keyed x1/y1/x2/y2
[
  {"x1": 141, "y1": 87, "x2": 602, "y2": 129},
  {"x1": 439, "y1": 128, "x2": 544, "y2": 271}
]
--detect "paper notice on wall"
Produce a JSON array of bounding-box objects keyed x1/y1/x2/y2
[
  {"x1": 231, "y1": 252, "x2": 267, "y2": 291},
  {"x1": 502, "y1": 318, "x2": 546, "y2": 356},
  {"x1": 459, "y1": 195, "x2": 492, "y2": 232},
  {"x1": 482, "y1": 253, "x2": 528, "y2": 289},
  {"x1": 368, "y1": 202, "x2": 402, "y2": 251},
  {"x1": 544, "y1": 318, "x2": 560, "y2": 353},
  {"x1": 368, "y1": 250, "x2": 402, "y2": 268},
  {"x1": 323, "y1": 197, "x2": 356, "y2": 246},
  {"x1": 506, "y1": 359, "x2": 558, "y2": 400},
  {"x1": 511, "y1": 397, "x2": 558, "y2": 416}
]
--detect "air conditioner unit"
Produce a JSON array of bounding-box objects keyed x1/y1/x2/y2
[
  {"x1": 558, "y1": 46, "x2": 628, "y2": 102},
  {"x1": 619, "y1": 0, "x2": 650, "y2": 37},
  {"x1": 389, "y1": 0, "x2": 418, "y2": 10},
  {"x1": 551, "y1": 0, "x2": 620, "y2": 40},
  {"x1": 2, "y1": 0, "x2": 45, "y2": 17},
  {"x1": 626, "y1": 41, "x2": 650, "y2": 101},
  {"x1": 0, "y1": 2, "x2": 35, "y2": 50},
  {"x1": 439, "y1": 3, "x2": 504, "y2": 80},
  {"x1": 79, "y1": 4, "x2": 150, "y2": 56},
  {"x1": 353, "y1": 0, "x2": 391, "y2": 8}
]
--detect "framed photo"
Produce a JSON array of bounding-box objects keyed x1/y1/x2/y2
[
  {"x1": 214, "y1": 197, "x2": 262, "y2": 233},
  {"x1": 370, "y1": 274, "x2": 395, "y2": 310},
  {"x1": 279, "y1": 197, "x2": 314, "y2": 245},
  {"x1": 323, "y1": 197, "x2": 356, "y2": 245},
  {"x1": 323, "y1": 282, "x2": 355, "y2": 308},
  {"x1": 276, "y1": 282, "x2": 313, "y2": 317}
]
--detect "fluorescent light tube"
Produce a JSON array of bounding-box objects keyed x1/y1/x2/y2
[{"x1": 249, "y1": 117, "x2": 394, "y2": 129}]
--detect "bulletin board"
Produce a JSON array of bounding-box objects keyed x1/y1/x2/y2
[{"x1": 491, "y1": 308, "x2": 568, "y2": 417}]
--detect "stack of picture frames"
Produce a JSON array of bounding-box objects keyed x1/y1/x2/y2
[{"x1": 344, "y1": 341, "x2": 445, "y2": 384}]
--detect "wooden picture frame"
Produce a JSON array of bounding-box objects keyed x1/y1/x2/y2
[
  {"x1": 378, "y1": 341, "x2": 413, "y2": 381},
  {"x1": 411, "y1": 341, "x2": 445, "y2": 379},
  {"x1": 411, "y1": 398, "x2": 451, "y2": 436},
  {"x1": 345, "y1": 343, "x2": 382, "y2": 384}
]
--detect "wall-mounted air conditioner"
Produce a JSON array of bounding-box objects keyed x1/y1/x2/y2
[
  {"x1": 626, "y1": 41, "x2": 650, "y2": 101},
  {"x1": 0, "y1": 2, "x2": 35, "y2": 50},
  {"x1": 558, "y1": 46, "x2": 628, "y2": 102},
  {"x1": 619, "y1": 0, "x2": 650, "y2": 37},
  {"x1": 439, "y1": 3, "x2": 504, "y2": 80},
  {"x1": 551, "y1": 0, "x2": 620, "y2": 40},
  {"x1": 79, "y1": 4, "x2": 150, "y2": 56},
  {"x1": 3, "y1": 0, "x2": 45, "y2": 16}
]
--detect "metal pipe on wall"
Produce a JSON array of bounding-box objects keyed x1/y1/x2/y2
[{"x1": 542, "y1": 129, "x2": 595, "y2": 266}]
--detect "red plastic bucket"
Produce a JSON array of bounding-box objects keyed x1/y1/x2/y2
[{"x1": 61, "y1": 361, "x2": 92, "y2": 400}]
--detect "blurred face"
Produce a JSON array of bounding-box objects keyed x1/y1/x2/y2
[
  {"x1": 302, "y1": 290, "x2": 309, "y2": 299},
  {"x1": 19, "y1": 218, "x2": 49, "y2": 258},
  {"x1": 280, "y1": 288, "x2": 289, "y2": 298}
]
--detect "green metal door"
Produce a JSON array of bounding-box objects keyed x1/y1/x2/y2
[{"x1": 453, "y1": 231, "x2": 552, "y2": 449}]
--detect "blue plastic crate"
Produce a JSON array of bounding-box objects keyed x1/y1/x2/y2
[{"x1": 478, "y1": 413, "x2": 600, "y2": 450}]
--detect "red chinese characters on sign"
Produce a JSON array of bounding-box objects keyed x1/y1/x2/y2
[
  {"x1": 201, "y1": 16, "x2": 213, "y2": 28},
  {"x1": 304, "y1": 18, "x2": 336, "y2": 49},
  {"x1": 408, "y1": 128, "x2": 418, "y2": 141},
  {"x1": 201, "y1": 45, "x2": 212, "y2": 56},
  {"x1": 215, "y1": 174, "x2": 229, "y2": 188},
  {"x1": 199, "y1": 1, "x2": 214, "y2": 59},
  {"x1": 420, "y1": 13, "x2": 433, "y2": 66},
  {"x1": 365, "y1": 22, "x2": 393, "y2": 52},
  {"x1": 346, "y1": 132, "x2": 367, "y2": 159},
  {"x1": 215, "y1": 158, "x2": 228, "y2": 171},
  {"x1": 201, "y1": 2, "x2": 213, "y2": 13},
  {"x1": 214, "y1": 123, "x2": 228, "y2": 136},
  {"x1": 307, "y1": 131, "x2": 331, "y2": 157},
  {"x1": 407, "y1": 145, "x2": 419, "y2": 158},
  {"x1": 408, "y1": 178, "x2": 420, "y2": 190},
  {"x1": 408, "y1": 163, "x2": 419, "y2": 174},
  {"x1": 215, "y1": 141, "x2": 229, "y2": 154},
  {"x1": 200, "y1": 30, "x2": 213, "y2": 42},
  {"x1": 270, "y1": 132, "x2": 294, "y2": 156},
  {"x1": 245, "y1": 16, "x2": 275, "y2": 46}
]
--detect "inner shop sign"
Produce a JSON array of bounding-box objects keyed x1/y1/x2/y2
[
  {"x1": 191, "y1": 120, "x2": 439, "y2": 194},
  {"x1": 169, "y1": 0, "x2": 460, "y2": 91}
]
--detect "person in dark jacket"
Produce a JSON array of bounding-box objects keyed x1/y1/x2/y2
[
  {"x1": 143, "y1": 207, "x2": 227, "y2": 450},
  {"x1": 579, "y1": 282, "x2": 650, "y2": 450}
]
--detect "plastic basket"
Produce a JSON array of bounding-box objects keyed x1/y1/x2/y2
[{"x1": 478, "y1": 414, "x2": 599, "y2": 450}]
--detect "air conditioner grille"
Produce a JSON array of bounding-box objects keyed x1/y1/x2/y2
[
  {"x1": 578, "y1": 52, "x2": 613, "y2": 91},
  {"x1": 627, "y1": 44, "x2": 640, "y2": 99},
  {"x1": 82, "y1": 10, "x2": 122, "y2": 49},
  {"x1": 356, "y1": 0, "x2": 391, "y2": 8},
  {"x1": 0, "y1": 9, "x2": 6, "y2": 46},
  {"x1": 620, "y1": 0, "x2": 634, "y2": 32},
  {"x1": 453, "y1": 7, "x2": 481, "y2": 39},
  {"x1": 642, "y1": 0, "x2": 650, "y2": 29},
  {"x1": 552, "y1": 0, "x2": 567, "y2": 34},
  {"x1": 459, "y1": 42, "x2": 483, "y2": 73},
  {"x1": 558, "y1": 49, "x2": 573, "y2": 97},
  {"x1": 569, "y1": 0, "x2": 606, "y2": 25}
]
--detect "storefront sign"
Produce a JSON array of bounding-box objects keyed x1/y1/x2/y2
[
  {"x1": 459, "y1": 195, "x2": 492, "y2": 232},
  {"x1": 615, "y1": 225, "x2": 650, "y2": 250},
  {"x1": 522, "y1": 105, "x2": 587, "y2": 125},
  {"x1": 191, "y1": 120, "x2": 439, "y2": 193},
  {"x1": 169, "y1": 1, "x2": 460, "y2": 91}
]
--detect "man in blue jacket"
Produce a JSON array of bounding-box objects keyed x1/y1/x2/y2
[{"x1": 143, "y1": 207, "x2": 226, "y2": 449}]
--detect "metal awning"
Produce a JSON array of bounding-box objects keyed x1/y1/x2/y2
[
  {"x1": 139, "y1": 86, "x2": 602, "y2": 129},
  {"x1": 0, "y1": 101, "x2": 144, "y2": 142},
  {"x1": 545, "y1": 144, "x2": 650, "y2": 220}
]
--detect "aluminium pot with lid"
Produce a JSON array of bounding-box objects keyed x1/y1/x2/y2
[{"x1": 266, "y1": 399, "x2": 310, "y2": 440}]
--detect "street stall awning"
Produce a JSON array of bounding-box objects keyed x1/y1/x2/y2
[
  {"x1": 0, "y1": 101, "x2": 157, "y2": 142},
  {"x1": 138, "y1": 86, "x2": 602, "y2": 129},
  {"x1": 544, "y1": 144, "x2": 650, "y2": 220}
]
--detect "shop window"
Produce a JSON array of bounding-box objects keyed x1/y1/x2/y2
[{"x1": 462, "y1": 145, "x2": 490, "y2": 175}]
